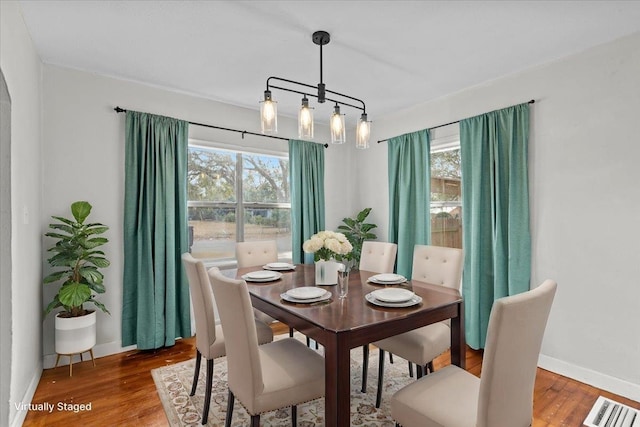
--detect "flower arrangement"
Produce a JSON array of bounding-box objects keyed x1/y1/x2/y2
[{"x1": 303, "y1": 230, "x2": 353, "y2": 262}]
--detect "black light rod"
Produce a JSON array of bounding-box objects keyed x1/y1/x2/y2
[
  {"x1": 268, "y1": 84, "x2": 364, "y2": 112},
  {"x1": 113, "y1": 107, "x2": 329, "y2": 148},
  {"x1": 267, "y1": 76, "x2": 366, "y2": 111},
  {"x1": 377, "y1": 99, "x2": 536, "y2": 144}
]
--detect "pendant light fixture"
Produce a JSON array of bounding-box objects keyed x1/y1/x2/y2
[{"x1": 260, "y1": 31, "x2": 371, "y2": 148}]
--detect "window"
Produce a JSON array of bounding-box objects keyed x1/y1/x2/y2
[
  {"x1": 187, "y1": 143, "x2": 291, "y2": 263},
  {"x1": 430, "y1": 145, "x2": 462, "y2": 249}
]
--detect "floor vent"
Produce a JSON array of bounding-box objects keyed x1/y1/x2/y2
[{"x1": 584, "y1": 396, "x2": 639, "y2": 427}]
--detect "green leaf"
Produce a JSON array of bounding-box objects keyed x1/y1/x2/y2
[
  {"x1": 50, "y1": 216, "x2": 75, "y2": 226},
  {"x1": 79, "y1": 268, "x2": 103, "y2": 284},
  {"x1": 45, "y1": 232, "x2": 74, "y2": 240},
  {"x1": 85, "y1": 256, "x2": 110, "y2": 268},
  {"x1": 58, "y1": 281, "x2": 92, "y2": 309},
  {"x1": 44, "y1": 297, "x2": 62, "y2": 316},
  {"x1": 71, "y1": 201, "x2": 92, "y2": 224},
  {"x1": 43, "y1": 270, "x2": 70, "y2": 284},
  {"x1": 48, "y1": 223, "x2": 75, "y2": 234},
  {"x1": 47, "y1": 253, "x2": 77, "y2": 267},
  {"x1": 83, "y1": 237, "x2": 108, "y2": 249},
  {"x1": 88, "y1": 298, "x2": 110, "y2": 315},
  {"x1": 356, "y1": 208, "x2": 372, "y2": 222}
]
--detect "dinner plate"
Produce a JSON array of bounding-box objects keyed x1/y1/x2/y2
[
  {"x1": 241, "y1": 271, "x2": 282, "y2": 282},
  {"x1": 371, "y1": 273, "x2": 406, "y2": 283},
  {"x1": 280, "y1": 291, "x2": 331, "y2": 304},
  {"x1": 263, "y1": 262, "x2": 296, "y2": 271},
  {"x1": 368, "y1": 275, "x2": 407, "y2": 285},
  {"x1": 286, "y1": 287, "x2": 327, "y2": 300},
  {"x1": 365, "y1": 292, "x2": 422, "y2": 308},
  {"x1": 370, "y1": 288, "x2": 415, "y2": 303}
]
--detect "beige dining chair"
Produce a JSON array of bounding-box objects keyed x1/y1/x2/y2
[
  {"x1": 235, "y1": 240, "x2": 297, "y2": 338},
  {"x1": 367, "y1": 244, "x2": 464, "y2": 407},
  {"x1": 358, "y1": 241, "x2": 398, "y2": 393},
  {"x1": 182, "y1": 254, "x2": 274, "y2": 425},
  {"x1": 208, "y1": 267, "x2": 325, "y2": 427},
  {"x1": 391, "y1": 279, "x2": 557, "y2": 427}
]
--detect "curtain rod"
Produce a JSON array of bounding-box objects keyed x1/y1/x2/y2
[
  {"x1": 377, "y1": 99, "x2": 535, "y2": 144},
  {"x1": 113, "y1": 107, "x2": 329, "y2": 148}
]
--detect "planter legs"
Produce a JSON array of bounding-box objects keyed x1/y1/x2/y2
[{"x1": 55, "y1": 348, "x2": 95, "y2": 376}]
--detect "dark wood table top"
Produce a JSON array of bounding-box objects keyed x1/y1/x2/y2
[{"x1": 236, "y1": 264, "x2": 462, "y2": 335}]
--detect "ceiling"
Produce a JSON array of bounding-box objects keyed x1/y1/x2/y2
[{"x1": 18, "y1": 1, "x2": 640, "y2": 125}]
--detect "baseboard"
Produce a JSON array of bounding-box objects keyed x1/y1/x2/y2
[
  {"x1": 538, "y1": 354, "x2": 640, "y2": 402},
  {"x1": 10, "y1": 369, "x2": 41, "y2": 427},
  {"x1": 43, "y1": 340, "x2": 136, "y2": 369}
]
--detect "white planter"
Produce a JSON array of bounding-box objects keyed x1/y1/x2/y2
[
  {"x1": 315, "y1": 260, "x2": 340, "y2": 285},
  {"x1": 55, "y1": 311, "x2": 96, "y2": 355}
]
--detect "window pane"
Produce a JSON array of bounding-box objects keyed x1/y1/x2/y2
[
  {"x1": 188, "y1": 206, "x2": 236, "y2": 260},
  {"x1": 431, "y1": 148, "x2": 462, "y2": 249},
  {"x1": 243, "y1": 207, "x2": 292, "y2": 259},
  {"x1": 242, "y1": 154, "x2": 289, "y2": 203},
  {"x1": 188, "y1": 146, "x2": 236, "y2": 202}
]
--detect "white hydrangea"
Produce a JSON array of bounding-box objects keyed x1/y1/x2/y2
[{"x1": 303, "y1": 230, "x2": 353, "y2": 259}]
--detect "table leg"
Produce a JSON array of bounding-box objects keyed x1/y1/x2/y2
[
  {"x1": 324, "y1": 334, "x2": 351, "y2": 427},
  {"x1": 450, "y1": 300, "x2": 466, "y2": 369}
]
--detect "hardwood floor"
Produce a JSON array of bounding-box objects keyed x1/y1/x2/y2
[{"x1": 23, "y1": 324, "x2": 639, "y2": 426}]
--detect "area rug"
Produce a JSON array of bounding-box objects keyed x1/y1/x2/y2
[{"x1": 151, "y1": 336, "x2": 414, "y2": 426}]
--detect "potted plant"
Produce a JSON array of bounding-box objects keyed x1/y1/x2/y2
[
  {"x1": 44, "y1": 201, "x2": 110, "y2": 358},
  {"x1": 337, "y1": 207, "x2": 378, "y2": 269}
]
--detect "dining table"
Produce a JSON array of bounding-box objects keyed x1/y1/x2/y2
[{"x1": 234, "y1": 263, "x2": 465, "y2": 427}]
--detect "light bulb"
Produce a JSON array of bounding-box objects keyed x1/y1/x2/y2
[{"x1": 356, "y1": 113, "x2": 370, "y2": 149}]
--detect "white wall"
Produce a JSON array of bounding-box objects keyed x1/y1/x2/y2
[
  {"x1": 356, "y1": 32, "x2": 640, "y2": 400},
  {"x1": 40, "y1": 65, "x2": 355, "y2": 363},
  {"x1": 0, "y1": 2, "x2": 43, "y2": 426}
]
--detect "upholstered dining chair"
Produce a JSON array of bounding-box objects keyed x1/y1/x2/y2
[
  {"x1": 182, "y1": 254, "x2": 274, "y2": 425},
  {"x1": 235, "y1": 240, "x2": 297, "y2": 338},
  {"x1": 236, "y1": 240, "x2": 279, "y2": 270},
  {"x1": 208, "y1": 267, "x2": 325, "y2": 427},
  {"x1": 358, "y1": 241, "x2": 398, "y2": 393},
  {"x1": 367, "y1": 244, "x2": 464, "y2": 407},
  {"x1": 391, "y1": 279, "x2": 557, "y2": 427}
]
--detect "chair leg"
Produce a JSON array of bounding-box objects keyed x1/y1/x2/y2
[
  {"x1": 190, "y1": 350, "x2": 202, "y2": 396},
  {"x1": 250, "y1": 414, "x2": 260, "y2": 427},
  {"x1": 389, "y1": 353, "x2": 394, "y2": 364},
  {"x1": 416, "y1": 364, "x2": 424, "y2": 379},
  {"x1": 225, "y1": 390, "x2": 235, "y2": 427},
  {"x1": 427, "y1": 360, "x2": 435, "y2": 373},
  {"x1": 202, "y1": 358, "x2": 214, "y2": 424},
  {"x1": 292, "y1": 405, "x2": 297, "y2": 427},
  {"x1": 408, "y1": 361, "x2": 414, "y2": 378},
  {"x1": 306, "y1": 336, "x2": 311, "y2": 347},
  {"x1": 376, "y1": 349, "x2": 385, "y2": 408},
  {"x1": 361, "y1": 344, "x2": 369, "y2": 393},
  {"x1": 289, "y1": 327, "x2": 294, "y2": 337}
]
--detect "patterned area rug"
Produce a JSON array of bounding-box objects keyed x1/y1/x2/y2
[{"x1": 151, "y1": 336, "x2": 415, "y2": 426}]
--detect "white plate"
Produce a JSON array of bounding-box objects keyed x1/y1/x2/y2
[
  {"x1": 280, "y1": 291, "x2": 331, "y2": 304},
  {"x1": 264, "y1": 262, "x2": 296, "y2": 271},
  {"x1": 370, "y1": 288, "x2": 415, "y2": 303},
  {"x1": 368, "y1": 276, "x2": 407, "y2": 285},
  {"x1": 371, "y1": 273, "x2": 406, "y2": 283},
  {"x1": 286, "y1": 287, "x2": 327, "y2": 300},
  {"x1": 242, "y1": 271, "x2": 282, "y2": 282},
  {"x1": 365, "y1": 292, "x2": 422, "y2": 308}
]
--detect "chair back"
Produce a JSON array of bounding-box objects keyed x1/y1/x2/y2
[
  {"x1": 411, "y1": 245, "x2": 464, "y2": 290},
  {"x1": 182, "y1": 253, "x2": 219, "y2": 359},
  {"x1": 236, "y1": 240, "x2": 278, "y2": 268},
  {"x1": 359, "y1": 241, "x2": 398, "y2": 273},
  {"x1": 477, "y1": 280, "x2": 557, "y2": 427},
  {"x1": 208, "y1": 267, "x2": 264, "y2": 405}
]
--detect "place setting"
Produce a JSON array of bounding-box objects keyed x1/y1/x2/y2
[
  {"x1": 241, "y1": 270, "x2": 283, "y2": 282},
  {"x1": 365, "y1": 288, "x2": 422, "y2": 308},
  {"x1": 280, "y1": 286, "x2": 332, "y2": 305},
  {"x1": 262, "y1": 262, "x2": 296, "y2": 271},
  {"x1": 367, "y1": 273, "x2": 408, "y2": 285}
]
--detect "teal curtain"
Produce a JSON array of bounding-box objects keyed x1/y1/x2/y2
[
  {"x1": 289, "y1": 139, "x2": 325, "y2": 264},
  {"x1": 388, "y1": 130, "x2": 430, "y2": 278},
  {"x1": 122, "y1": 111, "x2": 191, "y2": 349},
  {"x1": 460, "y1": 103, "x2": 531, "y2": 349}
]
